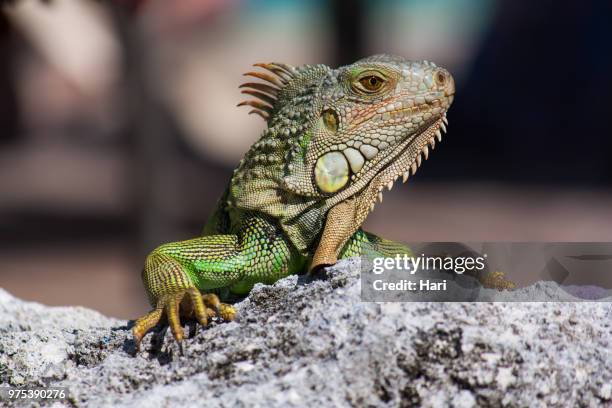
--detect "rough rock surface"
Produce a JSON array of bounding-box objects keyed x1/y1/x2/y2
[{"x1": 0, "y1": 259, "x2": 611, "y2": 408}]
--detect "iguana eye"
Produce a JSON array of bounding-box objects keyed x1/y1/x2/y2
[{"x1": 357, "y1": 75, "x2": 385, "y2": 93}]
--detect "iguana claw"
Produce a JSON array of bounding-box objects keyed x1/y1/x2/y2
[{"x1": 132, "y1": 290, "x2": 236, "y2": 351}]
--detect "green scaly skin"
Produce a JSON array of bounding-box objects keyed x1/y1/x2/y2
[{"x1": 133, "y1": 55, "x2": 456, "y2": 347}]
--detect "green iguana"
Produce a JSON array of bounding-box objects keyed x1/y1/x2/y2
[{"x1": 132, "y1": 55, "x2": 455, "y2": 348}]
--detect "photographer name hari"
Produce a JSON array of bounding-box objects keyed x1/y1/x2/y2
[{"x1": 373, "y1": 279, "x2": 448, "y2": 291}]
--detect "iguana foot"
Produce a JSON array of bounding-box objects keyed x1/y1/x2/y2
[
  {"x1": 132, "y1": 289, "x2": 236, "y2": 351},
  {"x1": 479, "y1": 271, "x2": 517, "y2": 291}
]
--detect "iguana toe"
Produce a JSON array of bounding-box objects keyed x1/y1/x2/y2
[
  {"x1": 218, "y1": 303, "x2": 237, "y2": 321},
  {"x1": 132, "y1": 307, "x2": 163, "y2": 351}
]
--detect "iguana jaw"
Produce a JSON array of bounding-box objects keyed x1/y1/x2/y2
[
  {"x1": 355, "y1": 114, "x2": 447, "y2": 217},
  {"x1": 322, "y1": 113, "x2": 448, "y2": 214}
]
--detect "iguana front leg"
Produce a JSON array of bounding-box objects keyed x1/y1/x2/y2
[
  {"x1": 132, "y1": 236, "x2": 240, "y2": 348},
  {"x1": 133, "y1": 217, "x2": 304, "y2": 348}
]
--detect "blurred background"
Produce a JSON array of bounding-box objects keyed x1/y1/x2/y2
[{"x1": 1, "y1": 0, "x2": 611, "y2": 318}]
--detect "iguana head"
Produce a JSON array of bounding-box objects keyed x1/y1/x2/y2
[{"x1": 231, "y1": 55, "x2": 455, "y2": 255}]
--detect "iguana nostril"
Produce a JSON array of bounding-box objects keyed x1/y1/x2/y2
[{"x1": 434, "y1": 70, "x2": 446, "y2": 86}]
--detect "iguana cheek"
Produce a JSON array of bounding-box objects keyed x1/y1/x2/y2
[{"x1": 314, "y1": 152, "x2": 349, "y2": 193}]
